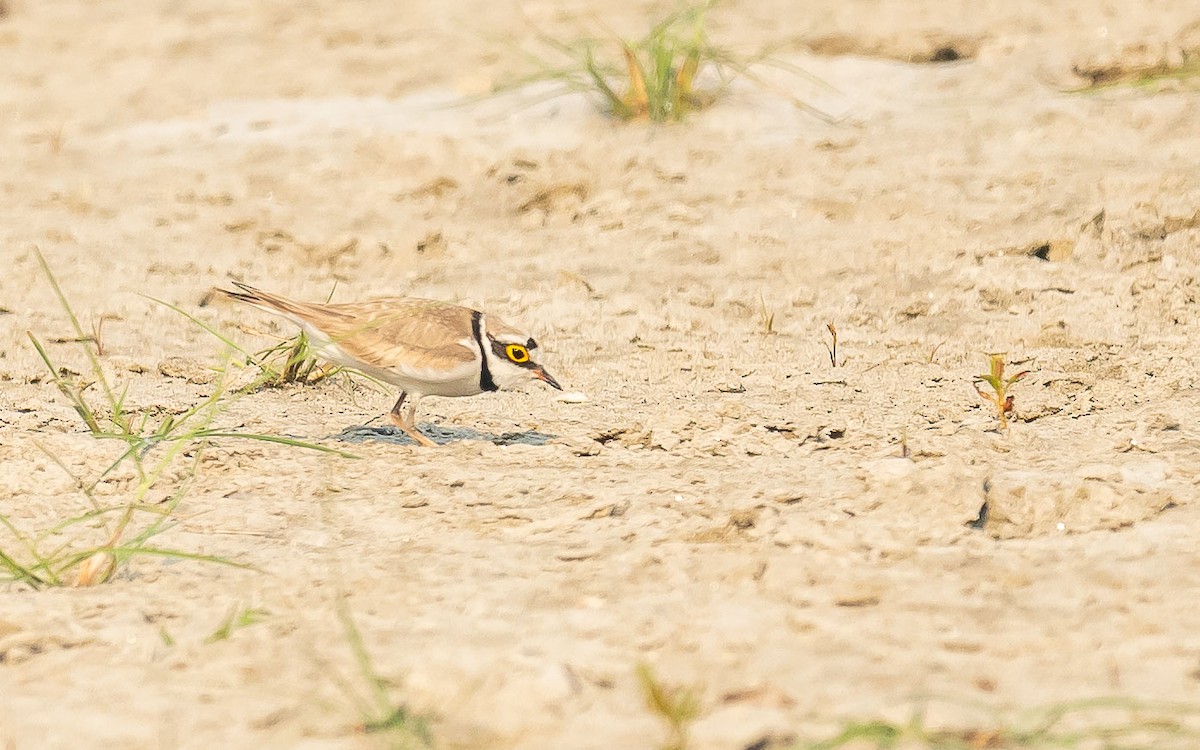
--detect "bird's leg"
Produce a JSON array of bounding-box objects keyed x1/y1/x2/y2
[{"x1": 389, "y1": 392, "x2": 436, "y2": 447}]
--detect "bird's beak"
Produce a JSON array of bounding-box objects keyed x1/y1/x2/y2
[{"x1": 533, "y1": 366, "x2": 562, "y2": 390}]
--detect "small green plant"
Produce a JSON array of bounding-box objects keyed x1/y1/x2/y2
[
  {"x1": 637, "y1": 663, "x2": 702, "y2": 750},
  {"x1": 590, "y1": 4, "x2": 710, "y2": 121},
  {"x1": 973, "y1": 353, "x2": 1030, "y2": 429},
  {"x1": 256, "y1": 284, "x2": 343, "y2": 387},
  {"x1": 206, "y1": 604, "x2": 270, "y2": 643},
  {"x1": 260, "y1": 331, "x2": 334, "y2": 385},
  {"x1": 326, "y1": 592, "x2": 433, "y2": 749},
  {"x1": 503, "y1": 1, "x2": 837, "y2": 123},
  {"x1": 796, "y1": 696, "x2": 1200, "y2": 749}
]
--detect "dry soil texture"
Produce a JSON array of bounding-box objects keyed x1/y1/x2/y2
[{"x1": 2, "y1": 1, "x2": 1200, "y2": 749}]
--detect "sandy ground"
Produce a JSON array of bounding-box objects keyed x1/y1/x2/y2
[{"x1": 3, "y1": 1, "x2": 1200, "y2": 748}]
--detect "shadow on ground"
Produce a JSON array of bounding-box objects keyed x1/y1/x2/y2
[{"x1": 333, "y1": 424, "x2": 556, "y2": 447}]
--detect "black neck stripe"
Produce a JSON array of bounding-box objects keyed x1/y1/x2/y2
[{"x1": 471, "y1": 311, "x2": 498, "y2": 392}]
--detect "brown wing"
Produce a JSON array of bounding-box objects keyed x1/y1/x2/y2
[
  {"x1": 221, "y1": 284, "x2": 479, "y2": 374},
  {"x1": 310, "y1": 298, "x2": 479, "y2": 372}
]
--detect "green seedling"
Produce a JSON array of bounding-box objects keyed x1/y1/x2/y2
[
  {"x1": 206, "y1": 604, "x2": 270, "y2": 643},
  {"x1": 973, "y1": 353, "x2": 1030, "y2": 429},
  {"x1": 637, "y1": 663, "x2": 702, "y2": 750},
  {"x1": 501, "y1": 1, "x2": 838, "y2": 123}
]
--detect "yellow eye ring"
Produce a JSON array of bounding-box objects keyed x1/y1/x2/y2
[{"x1": 506, "y1": 344, "x2": 530, "y2": 363}]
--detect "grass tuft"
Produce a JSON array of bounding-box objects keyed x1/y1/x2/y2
[
  {"x1": 148, "y1": 294, "x2": 346, "y2": 391},
  {"x1": 499, "y1": 1, "x2": 839, "y2": 123},
  {"x1": 2, "y1": 249, "x2": 352, "y2": 589}
]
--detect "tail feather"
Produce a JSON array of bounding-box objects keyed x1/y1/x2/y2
[
  {"x1": 217, "y1": 281, "x2": 262, "y2": 305},
  {"x1": 218, "y1": 282, "x2": 312, "y2": 320}
]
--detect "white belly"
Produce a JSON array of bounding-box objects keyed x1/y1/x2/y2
[{"x1": 301, "y1": 326, "x2": 483, "y2": 399}]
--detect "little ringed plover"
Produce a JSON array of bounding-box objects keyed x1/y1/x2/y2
[{"x1": 220, "y1": 282, "x2": 562, "y2": 446}]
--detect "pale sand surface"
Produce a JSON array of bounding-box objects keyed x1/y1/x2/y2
[{"x1": 2, "y1": 1, "x2": 1200, "y2": 748}]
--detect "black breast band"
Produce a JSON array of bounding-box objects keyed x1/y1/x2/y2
[{"x1": 471, "y1": 311, "x2": 498, "y2": 392}]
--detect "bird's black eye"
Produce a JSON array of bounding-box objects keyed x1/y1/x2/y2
[{"x1": 506, "y1": 344, "x2": 530, "y2": 363}]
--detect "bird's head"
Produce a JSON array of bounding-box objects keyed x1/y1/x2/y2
[{"x1": 484, "y1": 320, "x2": 562, "y2": 392}]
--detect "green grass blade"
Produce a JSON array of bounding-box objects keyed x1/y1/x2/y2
[
  {"x1": 142, "y1": 294, "x2": 258, "y2": 360},
  {"x1": 27, "y1": 332, "x2": 102, "y2": 433},
  {"x1": 32, "y1": 439, "x2": 107, "y2": 518},
  {"x1": 0, "y1": 513, "x2": 58, "y2": 584},
  {"x1": 806, "y1": 720, "x2": 903, "y2": 749},
  {"x1": 189, "y1": 430, "x2": 360, "y2": 459},
  {"x1": 0, "y1": 547, "x2": 49, "y2": 589},
  {"x1": 32, "y1": 505, "x2": 140, "y2": 553},
  {"x1": 337, "y1": 594, "x2": 392, "y2": 717},
  {"x1": 33, "y1": 247, "x2": 120, "y2": 412},
  {"x1": 111, "y1": 546, "x2": 259, "y2": 571},
  {"x1": 51, "y1": 545, "x2": 258, "y2": 579},
  {"x1": 334, "y1": 594, "x2": 434, "y2": 745},
  {"x1": 585, "y1": 46, "x2": 633, "y2": 117}
]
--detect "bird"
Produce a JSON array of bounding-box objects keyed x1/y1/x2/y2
[{"x1": 218, "y1": 282, "x2": 562, "y2": 446}]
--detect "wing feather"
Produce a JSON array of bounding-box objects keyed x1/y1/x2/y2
[{"x1": 307, "y1": 300, "x2": 479, "y2": 380}]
